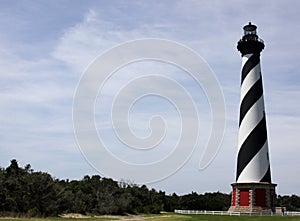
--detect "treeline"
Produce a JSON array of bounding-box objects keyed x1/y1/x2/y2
[
  {"x1": 277, "y1": 195, "x2": 300, "y2": 211},
  {"x1": 0, "y1": 159, "x2": 230, "y2": 216},
  {"x1": 0, "y1": 159, "x2": 299, "y2": 217}
]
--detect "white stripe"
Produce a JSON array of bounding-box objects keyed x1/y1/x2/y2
[
  {"x1": 240, "y1": 64, "x2": 261, "y2": 103},
  {"x1": 241, "y1": 54, "x2": 253, "y2": 74},
  {"x1": 242, "y1": 54, "x2": 253, "y2": 65},
  {"x1": 237, "y1": 141, "x2": 270, "y2": 183},
  {"x1": 238, "y1": 96, "x2": 265, "y2": 150}
]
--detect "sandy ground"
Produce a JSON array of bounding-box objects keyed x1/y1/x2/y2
[{"x1": 60, "y1": 213, "x2": 172, "y2": 220}]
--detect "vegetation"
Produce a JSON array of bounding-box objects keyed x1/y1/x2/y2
[
  {"x1": 0, "y1": 159, "x2": 299, "y2": 217},
  {"x1": 1, "y1": 213, "x2": 300, "y2": 221},
  {"x1": 278, "y1": 195, "x2": 300, "y2": 211}
]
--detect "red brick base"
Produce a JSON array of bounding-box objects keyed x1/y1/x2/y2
[{"x1": 228, "y1": 182, "x2": 276, "y2": 213}]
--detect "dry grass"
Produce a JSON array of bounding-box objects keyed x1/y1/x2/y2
[{"x1": 1, "y1": 213, "x2": 300, "y2": 221}]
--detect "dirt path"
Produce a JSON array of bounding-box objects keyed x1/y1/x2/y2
[{"x1": 60, "y1": 213, "x2": 173, "y2": 220}]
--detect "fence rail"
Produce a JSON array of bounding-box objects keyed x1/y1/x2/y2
[
  {"x1": 174, "y1": 210, "x2": 240, "y2": 216},
  {"x1": 286, "y1": 211, "x2": 300, "y2": 216},
  {"x1": 175, "y1": 209, "x2": 300, "y2": 216}
]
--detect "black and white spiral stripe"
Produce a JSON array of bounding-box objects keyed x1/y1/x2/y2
[{"x1": 236, "y1": 53, "x2": 271, "y2": 183}]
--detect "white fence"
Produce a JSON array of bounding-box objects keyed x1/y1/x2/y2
[
  {"x1": 174, "y1": 210, "x2": 240, "y2": 216},
  {"x1": 286, "y1": 211, "x2": 300, "y2": 216},
  {"x1": 175, "y1": 209, "x2": 300, "y2": 216}
]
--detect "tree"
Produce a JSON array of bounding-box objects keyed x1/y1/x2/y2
[{"x1": 1, "y1": 159, "x2": 299, "y2": 216}]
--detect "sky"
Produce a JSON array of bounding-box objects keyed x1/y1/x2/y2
[{"x1": 0, "y1": 0, "x2": 299, "y2": 195}]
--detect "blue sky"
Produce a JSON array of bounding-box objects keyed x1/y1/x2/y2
[{"x1": 0, "y1": 0, "x2": 299, "y2": 195}]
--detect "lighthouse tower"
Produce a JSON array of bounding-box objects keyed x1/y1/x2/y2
[{"x1": 228, "y1": 23, "x2": 276, "y2": 213}]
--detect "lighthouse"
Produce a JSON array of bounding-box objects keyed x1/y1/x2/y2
[{"x1": 228, "y1": 23, "x2": 276, "y2": 213}]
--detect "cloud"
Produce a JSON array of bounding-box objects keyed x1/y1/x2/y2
[{"x1": 0, "y1": 0, "x2": 299, "y2": 194}]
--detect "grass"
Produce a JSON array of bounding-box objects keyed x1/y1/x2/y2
[
  {"x1": 186, "y1": 214, "x2": 300, "y2": 221},
  {"x1": 1, "y1": 213, "x2": 300, "y2": 221},
  {"x1": 164, "y1": 213, "x2": 300, "y2": 221}
]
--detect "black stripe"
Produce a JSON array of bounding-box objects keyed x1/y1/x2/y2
[
  {"x1": 241, "y1": 53, "x2": 260, "y2": 85},
  {"x1": 260, "y1": 166, "x2": 271, "y2": 183},
  {"x1": 239, "y1": 77, "x2": 263, "y2": 125},
  {"x1": 236, "y1": 115, "x2": 268, "y2": 181}
]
